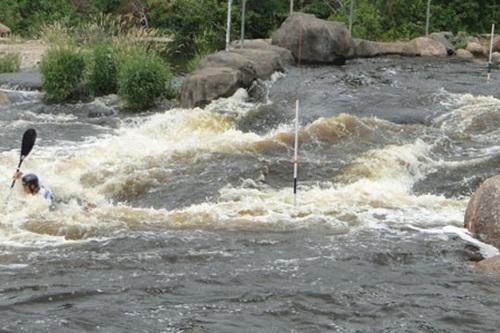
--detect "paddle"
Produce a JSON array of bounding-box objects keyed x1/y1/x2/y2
[{"x1": 8, "y1": 128, "x2": 37, "y2": 190}]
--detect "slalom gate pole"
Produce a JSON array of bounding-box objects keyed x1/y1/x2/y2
[{"x1": 488, "y1": 23, "x2": 495, "y2": 82}]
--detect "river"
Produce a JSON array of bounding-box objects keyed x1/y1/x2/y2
[{"x1": 1, "y1": 57, "x2": 500, "y2": 332}]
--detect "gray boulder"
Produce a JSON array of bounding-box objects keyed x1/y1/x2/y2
[
  {"x1": 181, "y1": 39, "x2": 294, "y2": 108},
  {"x1": 198, "y1": 51, "x2": 258, "y2": 86},
  {"x1": 231, "y1": 39, "x2": 295, "y2": 64},
  {"x1": 180, "y1": 67, "x2": 242, "y2": 108},
  {"x1": 455, "y1": 49, "x2": 474, "y2": 60},
  {"x1": 412, "y1": 37, "x2": 448, "y2": 57},
  {"x1": 465, "y1": 175, "x2": 500, "y2": 249},
  {"x1": 272, "y1": 13, "x2": 351, "y2": 65},
  {"x1": 373, "y1": 41, "x2": 417, "y2": 56},
  {"x1": 466, "y1": 42, "x2": 486, "y2": 57},
  {"x1": 493, "y1": 36, "x2": 500, "y2": 53},
  {"x1": 348, "y1": 39, "x2": 380, "y2": 58},
  {"x1": 429, "y1": 32, "x2": 455, "y2": 55},
  {"x1": 231, "y1": 48, "x2": 287, "y2": 79}
]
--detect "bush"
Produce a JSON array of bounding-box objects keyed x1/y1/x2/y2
[
  {"x1": 89, "y1": 42, "x2": 118, "y2": 95},
  {"x1": 40, "y1": 47, "x2": 86, "y2": 102},
  {"x1": 0, "y1": 54, "x2": 20, "y2": 73},
  {"x1": 118, "y1": 51, "x2": 171, "y2": 110}
]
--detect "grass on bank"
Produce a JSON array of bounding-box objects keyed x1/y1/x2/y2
[
  {"x1": 40, "y1": 48, "x2": 86, "y2": 102},
  {"x1": 39, "y1": 17, "x2": 175, "y2": 110},
  {"x1": 0, "y1": 53, "x2": 20, "y2": 73}
]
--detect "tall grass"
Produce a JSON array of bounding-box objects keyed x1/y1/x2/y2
[
  {"x1": 40, "y1": 15, "x2": 174, "y2": 108},
  {"x1": 0, "y1": 54, "x2": 20, "y2": 73},
  {"x1": 40, "y1": 48, "x2": 86, "y2": 102},
  {"x1": 118, "y1": 50, "x2": 172, "y2": 110}
]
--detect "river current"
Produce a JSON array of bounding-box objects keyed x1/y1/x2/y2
[{"x1": 1, "y1": 57, "x2": 500, "y2": 332}]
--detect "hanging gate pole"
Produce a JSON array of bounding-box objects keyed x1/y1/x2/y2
[
  {"x1": 225, "y1": 0, "x2": 233, "y2": 51},
  {"x1": 293, "y1": 99, "x2": 299, "y2": 207},
  {"x1": 425, "y1": 0, "x2": 431, "y2": 36},
  {"x1": 349, "y1": 0, "x2": 354, "y2": 34},
  {"x1": 240, "y1": 0, "x2": 246, "y2": 47},
  {"x1": 488, "y1": 23, "x2": 495, "y2": 81}
]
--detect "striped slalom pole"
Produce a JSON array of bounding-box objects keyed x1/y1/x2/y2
[
  {"x1": 488, "y1": 23, "x2": 495, "y2": 82},
  {"x1": 293, "y1": 99, "x2": 299, "y2": 207}
]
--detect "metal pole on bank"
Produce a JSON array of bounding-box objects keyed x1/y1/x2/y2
[
  {"x1": 290, "y1": 0, "x2": 294, "y2": 16},
  {"x1": 425, "y1": 0, "x2": 431, "y2": 35},
  {"x1": 349, "y1": 0, "x2": 354, "y2": 33},
  {"x1": 240, "y1": 0, "x2": 246, "y2": 47},
  {"x1": 225, "y1": 0, "x2": 233, "y2": 51},
  {"x1": 488, "y1": 23, "x2": 495, "y2": 81}
]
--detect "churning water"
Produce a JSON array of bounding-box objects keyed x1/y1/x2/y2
[{"x1": 1, "y1": 57, "x2": 500, "y2": 332}]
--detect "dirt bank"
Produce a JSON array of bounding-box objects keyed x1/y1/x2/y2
[{"x1": 0, "y1": 39, "x2": 48, "y2": 70}]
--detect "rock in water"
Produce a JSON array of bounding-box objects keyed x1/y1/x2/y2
[
  {"x1": 272, "y1": 13, "x2": 351, "y2": 65},
  {"x1": 465, "y1": 175, "x2": 500, "y2": 249}
]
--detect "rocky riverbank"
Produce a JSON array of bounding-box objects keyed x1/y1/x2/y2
[{"x1": 180, "y1": 13, "x2": 500, "y2": 109}]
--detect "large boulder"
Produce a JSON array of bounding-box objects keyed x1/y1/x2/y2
[
  {"x1": 429, "y1": 32, "x2": 455, "y2": 55},
  {"x1": 492, "y1": 52, "x2": 500, "y2": 66},
  {"x1": 181, "y1": 40, "x2": 294, "y2": 108},
  {"x1": 455, "y1": 49, "x2": 474, "y2": 60},
  {"x1": 465, "y1": 175, "x2": 500, "y2": 249},
  {"x1": 198, "y1": 51, "x2": 258, "y2": 86},
  {"x1": 180, "y1": 67, "x2": 242, "y2": 108},
  {"x1": 348, "y1": 39, "x2": 380, "y2": 58},
  {"x1": 493, "y1": 36, "x2": 500, "y2": 53},
  {"x1": 466, "y1": 42, "x2": 486, "y2": 57},
  {"x1": 231, "y1": 39, "x2": 295, "y2": 64},
  {"x1": 373, "y1": 41, "x2": 417, "y2": 56},
  {"x1": 231, "y1": 48, "x2": 287, "y2": 79},
  {"x1": 0, "y1": 23, "x2": 10, "y2": 37},
  {"x1": 412, "y1": 37, "x2": 448, "y2": 57},
  {"x1": 271, "y1": 13, "x2": 351, "y2": 65}
]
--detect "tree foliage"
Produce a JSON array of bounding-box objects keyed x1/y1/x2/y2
[{"x1": 1, "y1": 0, "x2": 499, "y2": 51}]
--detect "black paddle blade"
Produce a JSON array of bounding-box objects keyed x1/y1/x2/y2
[{"x1": 20, "y1": 128, "x2": 37, "y2": 160}]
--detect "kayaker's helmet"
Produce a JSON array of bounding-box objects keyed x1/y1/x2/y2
[{"x1": 21, "y1": 173, "x2": 39, "y2": 187}]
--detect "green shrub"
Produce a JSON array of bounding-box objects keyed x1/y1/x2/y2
[
  {"x1": 0, "y1": 54, "x2": 20, "y2": 73},
  {"x1": 454, "y1": 40, "x2": 467, "y2": 50},
  {"x1": 118, "y1": 51, "x2": 171, "y2": 110},
  {"x1": 90, "y1": 42, "x2": 118, "y2": 95},
  {"x1": 40, "y1": 47, "x2": 86, "y2": 102}
]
